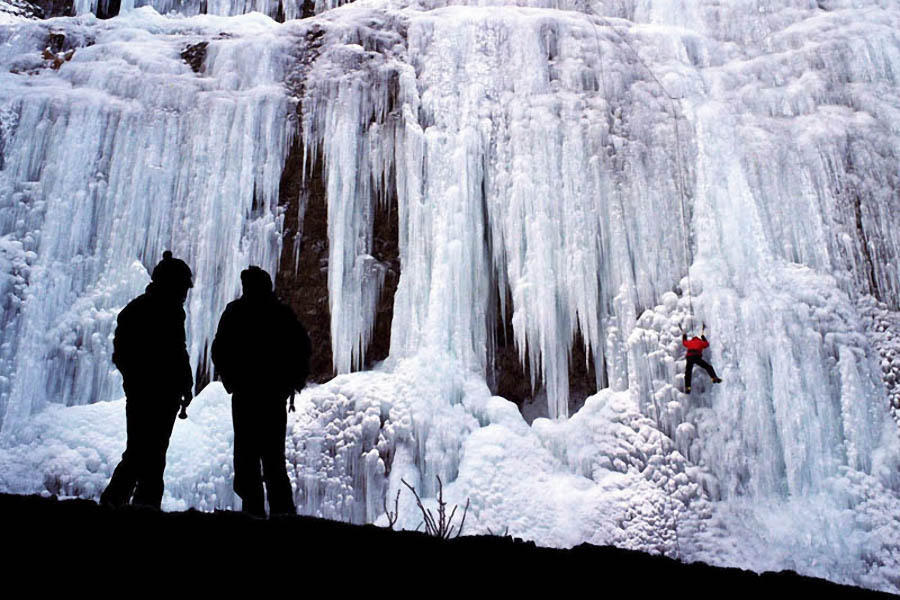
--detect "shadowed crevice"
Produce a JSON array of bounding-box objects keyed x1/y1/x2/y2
[
  {"x1": 364, "y1": 193, "x2": 400, "y2": 369},
  {"x1": 488, "y1": 286, "x2": 598, "y2": 421},
  {"x1": 275, "y1": 143, "x2": 333, "y2": 383}
]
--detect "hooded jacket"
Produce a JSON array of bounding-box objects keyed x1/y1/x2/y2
[{"x1": 211, "y1": 269, "x2": 311, "y2": 399}]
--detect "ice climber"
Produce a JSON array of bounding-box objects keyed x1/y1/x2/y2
[
  {"x1": 101, "y1": 251, "x2": 194, "y2": 509},
  {"x1": 211, "y1": 266, "x2": 311, "y2": 518},
  {"x1": 682, "y1": 324, "x2": 722, "y2": 393}
]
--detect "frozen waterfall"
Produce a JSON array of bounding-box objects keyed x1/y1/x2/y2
[
  {"x1": 0, "y1": 10, "x2": 292, "y2": 429},
  {"x1": 1, "y1": 0, "x2": 899, "y2": 593}
]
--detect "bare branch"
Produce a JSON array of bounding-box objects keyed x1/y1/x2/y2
[
  {"x1": 400, "y1": 476, "x2": 471, "y2": 539},
  {"x1": 453, "y1": 498, "x2": 470, "y2": 539},
  {"x1": 383, "y1": 488, "x2": 400, "y2": 530}
]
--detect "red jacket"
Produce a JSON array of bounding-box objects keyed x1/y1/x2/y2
[{"x1": 683, "y1": 335, "x2": 709, "y2": 357}]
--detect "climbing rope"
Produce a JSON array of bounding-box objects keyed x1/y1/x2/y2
[{"x1": 586, "y1": 10, "x2": 696, "y2": 332}]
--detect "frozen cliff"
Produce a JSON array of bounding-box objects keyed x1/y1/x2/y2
[{"x1": 0, "y1": 0, "x2": 899, "y2": 592}]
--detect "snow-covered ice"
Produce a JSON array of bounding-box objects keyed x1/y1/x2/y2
[{"x1": 0, "y1": 0, "x2": 899, "y2": 593}]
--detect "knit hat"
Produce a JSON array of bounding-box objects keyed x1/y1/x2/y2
[{"x1": 151, "y1": 251, "x2": 193, "y2": 289}]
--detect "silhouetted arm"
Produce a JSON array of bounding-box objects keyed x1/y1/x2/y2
[
  {"x1": 112, "y1": 303, "x2": 136, "y2": 379},
  {"x1": 211, "y1": 305, "x2": 235, "y2": 393},
  {"x1": 278, "y1": 303, "x2": 311, "y2": 393},
  {"x1": 178, "y1": 311, "x2": 193, "y2": 402},
  {"x1": 294, "y1": 318, "x2": 311, "y2": 392}
]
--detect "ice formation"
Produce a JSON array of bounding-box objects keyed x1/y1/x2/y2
[
  {"x1": 1, "y1": 0, "x2": 899, "y2": 593},
  {"x1": 71, "y1": 0, "x2": 347, "y2": 21},
  {"x1": 0, "y1": 9, "x2": 291, "y2": 428}
]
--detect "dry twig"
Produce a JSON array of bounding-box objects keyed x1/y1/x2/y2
[
  {"x1": 401, "y1": 476, "x2": 470, "y2": 539},
  {"x1": 383, "y1": 488, "x2": 401, "y2": 530}
]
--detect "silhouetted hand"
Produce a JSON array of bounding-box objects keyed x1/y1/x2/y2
[{"x1": 179, "y1": 389, "x2": 192, "y2": 419}]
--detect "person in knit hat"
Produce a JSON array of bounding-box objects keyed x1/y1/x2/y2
[{"x1": 100, "y1": 251, "x2": 194, "y2": 509}]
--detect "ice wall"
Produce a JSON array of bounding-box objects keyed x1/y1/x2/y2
[
  {"x1": 0, "y1": 10, "x2": 292, "y2": 431},
  {"x1": 293, "y1": 0, "x2": 900, "y2": 547},
  {"x1": 1, "y1": 0, "x2": 900, "y2": 592},
  {"x1": 300, "y1": 0, "x2": 900, "y2": 423},
  {"x1": 300, "y1": 5, "x2": 693, "y2": 418},
  {"x1": 72, "y1": 0, "x2": 349, "y2": 20}
]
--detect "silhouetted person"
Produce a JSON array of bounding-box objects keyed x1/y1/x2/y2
[
  {"x1": 211, "y1": 266, "x2": 311, "y2": 518},
  {"x1": 100, "y1": 251, "x2": 194, "y2": 509},
  {"x1": 682, "y1": 324, "x2": 722, "y2": 393}
]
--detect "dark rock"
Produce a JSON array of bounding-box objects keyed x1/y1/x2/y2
[
  {"x1": 46, "y1": 31, "x2": 66, "y2": 53},
  {"x1": 275, "y1": 24, "x2": 339, "y2": 383},
  {"x1": 274, "y1": 0, "x2": 284, "y2": 23},
  {"x1": 274, "y1": 132, "x2": 398, "y2": 381},
  {"x1": 32, "y1": 0, "x2": 74, "y2": 17},
  {"x1": 0, "y1": 0, "x2": 49, "y2": 19},
  {"x1": 276, "y1": 150, "x2": 335, "y2": 383},
  {"x1": 180, "y1": 41, "x2": 209, "y2": 74},
  {"x1": 94, "y1": 0, "x2": 119, "y2": 19},
  {"x1": 365, "y1": 193, "x2": 399, "y2": 369}
]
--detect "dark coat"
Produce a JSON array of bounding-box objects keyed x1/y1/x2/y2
[
  {"x1": 211, "y1": 293, "x2": 311, "y2": 399},
  {"x1": 112, "y1": 284, "x2": 193, "y2": 399}
]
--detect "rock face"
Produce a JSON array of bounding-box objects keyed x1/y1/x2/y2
[
  {"x1": 0, "y1": 0, "x2": 74, "y2": 18},
  {"x1": 32, "y1": 0, "x2": 74, "y2": 17},
  {"x1": 276, "y1": 151, "x2": 335, "y2": 383},
  {"x1": 180, "y1": 41, "x2": 208, "y2": 73},
  {"x1": 275, "y1": 150, "x2": 400, "y2": 383},
  {"x1": 0, "y1": 0, "x2": 43, "y2": 18}
]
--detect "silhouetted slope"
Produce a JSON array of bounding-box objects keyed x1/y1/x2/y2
[{"x1": 0, "y1": 493, "x2": 891, "y2": 597}]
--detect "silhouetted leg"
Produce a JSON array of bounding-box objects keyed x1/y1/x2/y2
[
  {"x1": 101, "y1": 398, "x2": 145, "y2": 506},
  {"x1": 232, "y1": 395, "x2": 265, "y2": 517},
  {"x1": 132, "y1": 398, "x2": 179, "y2": 509},
  {"x1": 101, "y1": 452, "x2": 137, "y2": 506},
  {"x1": 261, "y1": 400, "x2": 294, "y2": 516},
  {"x1": 684, "y1": 357, "x2": 696, "y2": 390},
  {"x1": 694, "y1": 357, "x2": 719, "y2": 381}
]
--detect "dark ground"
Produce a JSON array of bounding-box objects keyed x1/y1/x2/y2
[{"x1": 0, "y1": 493, "x2": 893, "y2": 597}]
